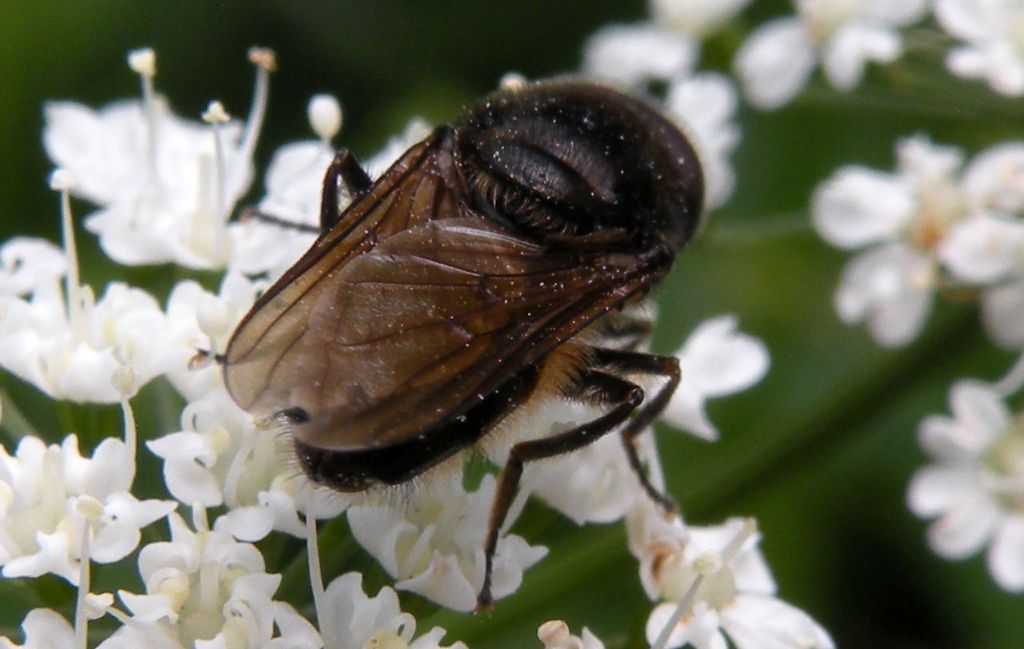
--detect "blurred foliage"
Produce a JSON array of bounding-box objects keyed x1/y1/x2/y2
[{"x1": 1, "y1": 1, "x2": 1023, "y2": 648}]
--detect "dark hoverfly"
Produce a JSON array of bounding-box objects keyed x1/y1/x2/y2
[{"x1": 222, "y1": 79, "x2": 704, "y2": 610}]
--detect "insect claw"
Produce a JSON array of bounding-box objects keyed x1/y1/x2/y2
[{"x1": 474, "y1": 592, "x2": 494, "y2": 614}]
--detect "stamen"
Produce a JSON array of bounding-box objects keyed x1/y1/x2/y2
[
  {"x1": 202, "y1": 101, "x2": 231, "y2": 261},
  {"x1": 993, "y1": 350, "x2": 1024, "y2": 398},
  {"x1": 308, "y1": 94, "x2": 343, "y2": 145},
  {"x1": 721, "y1": 518, "x2": 757, "y2": 563},
  {"x1": 50, "y1": 169, "x2": 82, "y2": 337},
  {"x1": 73, "y1": 496, "x2": 102, "y2": 649},
  {"x1": 191, "y1": 501, "x2": 210, "y2": 533},
  {"x1": 128, "y1": 48, "x2": 160, "y2": 187},
  {"x1": 305, "y1": 492, "x2": 334, "y2": 649},
  {"x1": 196, "y1": 295, "x2": 229, "y2": 358},
  {"x1": 651, "y1": 570, "x2": 707, "y2": 649},
  {"x1": 228, "y1": 46, "x2": 276, "y2": 195},
  {"x1": 113, "y1": 365, "x2": 139, "y2": 484},
  {"x1": 238, "y1": 47, "x2": 276, "y2": 165}
]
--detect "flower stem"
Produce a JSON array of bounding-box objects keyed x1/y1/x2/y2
[
  {"x1": 73, "y1": 510, "x2": 96, "y2": 649},
  {"x1": 58, "y1": 185, "x2": 82, "y2": 337},
  {"x1": 305, "y1": 496, "x2": 334, "y2": 649}
]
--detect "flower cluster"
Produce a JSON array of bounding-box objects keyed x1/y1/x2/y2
[
  {"x1": 813, "y1": 135, "x2": 1024, "y2": 348},
  {"x1": 0, "y1": 0, "x2": 854, "y2": 644}
]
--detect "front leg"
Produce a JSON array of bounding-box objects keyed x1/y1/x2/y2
[{"x1": 319, "y1": 149, "x2": 372, "y2": 232}]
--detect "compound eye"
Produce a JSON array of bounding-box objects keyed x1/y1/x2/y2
[{"x1": 473, "y1": 119, "x2": 619, "y2": 212}]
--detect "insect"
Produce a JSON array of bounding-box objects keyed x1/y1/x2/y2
[{"x1": 222, "y1": 79, "x2": 704, "y2": 611}]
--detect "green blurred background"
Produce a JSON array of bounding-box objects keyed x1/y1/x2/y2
[{"x1": 1, "y1": 1, "x2": 1022, "y2": 648}]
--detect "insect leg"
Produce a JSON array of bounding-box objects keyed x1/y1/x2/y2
[
  {"x1": 238, "y1": 206, "x2": 321, "y2": 233},
  {"x1": 319, "y1": 149, "x2": 372, "y2": 232},
  {"x1": 592, "y1": 348, "x2": 680, "y2": 512},
  {"x1": 477, "y1": 370, "x2": 643, "y2": 612}
]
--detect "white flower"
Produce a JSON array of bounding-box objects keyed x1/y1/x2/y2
[
  {"x1": 936, "y1": 0, "x2": 1024, "y2": 96},
  {"x1": 347, "y1": 473, "x2": 548, "y2": 612},
  {"x1": 0, "y1": 238, "x2": 66, "y2": 297},
  {"x1": 0, "y1": 174, "x2": 171, "y2": 403},
  {"x1": 635, "y1": 516, "x2": 834, "y2": 649},
  {"x1": 0, "y1": 609, "x2": 74, "y2": 649},
  {"x1": 812, "y1": 136, "x2": 967, "y2": 347},
  {"x1": 147, "y1": 392, "x2": 343, "y2": 541},
  {"x1": 537, "y1": 620, "x2": 605, "y2": 649},
  {"x1": 734, "y1": 0, "x2": 928, "y2": 109},
  {"x1": 662, "y1": 315, "x2": 770, "y2": 441},
  {"x1": 43, "y1": 48, "x2": 274, "y2": 270},
  {"x1": 582, "y1": 0, "x2": 751, "y2": 87},
  {"x1": 0, "y1": 434, "x2": 175, "y2": 583},
  {"x1": 318, "y1": 572, "x2": 467, "y2": 649},
  {"x1": 162, "y1": 272, "x2": 263, "y2": 400},
  {"x1": 907, "y1": 380, "x2": 1024, "y2": 591},
  {"x1": 663, "y1": 73, "x2": 740, "y2": 210},
  {"x1": 0, "y1": 279, "x2": 169, "y2": 403},
  {"x1": 100, "y1": 510, "x2": 311, "y2": 649},
  {"x1": 816, "y1": 135, "x2": 1024, "y2": 347}
]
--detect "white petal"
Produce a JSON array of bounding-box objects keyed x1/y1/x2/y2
[
  {"x1": 646, "y1": 602, "x2": 696, "y2": 649},
  {"x1": 867, "y1": 0, "x2": 928, "y2": 26},
  {"x1": 834, "y1": 244, "x2": 934, "y2": 347},
  {"x1": 582, "y1": 23, "x2": 696, "y2": 86},
  {"x1": 982, "y1": 278, "x2": 1024, "y2": 349},
  {"x1": 906, "y1": 465, "x2": 986, "y2": 517},
  {"x1": 946, "y1": 380, "x2": 1011, "y2": 448},
  {"x1": 934, "y1": 0, "x2": 991, "y2": 41},
  {"x1": 214, "y1": 505, "x2": 276, "y2": 542},
  {"x1": 0, "y1": 609, "x2": 75, "y2": 649},
  {"x1": 0, "y1": 238, "x2": 67, "y2": 297},
  {"x1": 926, "y1": 494, "x2": 1000, "y2": 559},
  {"x1": 397, "y1": 552, "x2": 479, "y2": 612},
  {"x1": 651, "y1": 0, "x2": 754, "y2": 38},
  {"x1": 938, "y1": 213, "x2": 1024, "y2": 283},
  {"x1": 3, "y1": 530, "x2": 78, "y2": 584},
  {"x1": 676, "y1": 315, "x2": 770, "y2": 398},
  {"x1": 146, "y1": 433, "x2": 224, "y2": 507},
  {"x1": 665, "y1": 73, "x2": 740, "y2": 210},
  {"x1": 663, "y1": 383, "x2": 719, "y2": 440},
  {"x1": 266, "y1": 602, "x2": 322, "y2": 649},
  {"x1": 962, "y1": 142, "x2": 1024, "y2": 213},
  {"x1": 721, "y1": 594, "x2": 835, "y2": 649},
  {"x1": 988, "y1": 516, "x2": 1024, "y2": 591},
  {"x1": 822, "y1": 24, "x2": 901, "y2": 90},
  {"x1": 811, "y1": 167, "x2": 915, "y2": 249},
  {"x1": 734, "y1": 18, "x2": 816, "y2": 109},
  {"x1": 526, "y1": 433, "x2": 640, "y2": 524}
]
